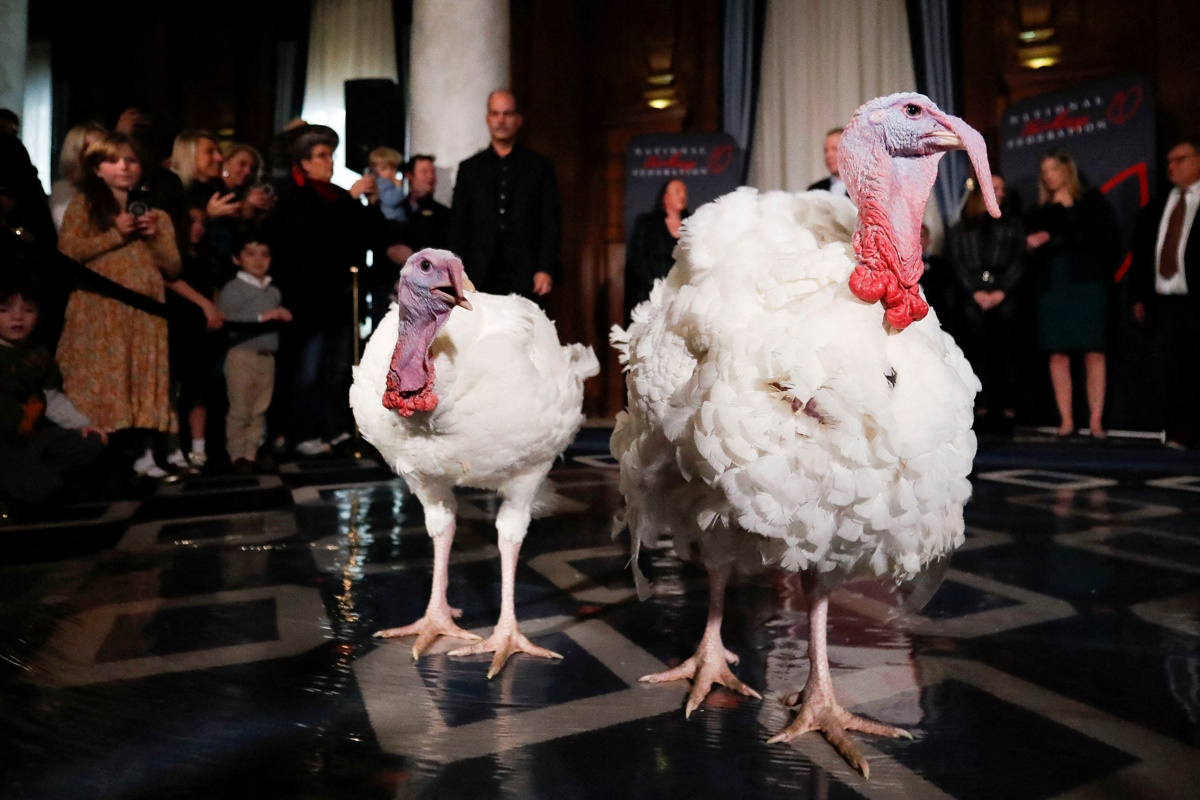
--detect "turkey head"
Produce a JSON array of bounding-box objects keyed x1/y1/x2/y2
[
  {"x1": 839, "y1": 93, "x2": 1000, "y2": 331},
  {"x1": 382, "y1": 248, "x2": 474, "y2": 416}
]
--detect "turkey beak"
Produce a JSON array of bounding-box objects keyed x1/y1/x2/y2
[
  {"x1": 926, "y1": 108, "x2": 1001, "y2": 219},
  {"x1": 452, "y1": 269, "x2": 474, "y2": 311}
]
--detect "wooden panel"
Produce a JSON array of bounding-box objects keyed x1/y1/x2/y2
[{"x1": 511, "y1": 0, "x2": 723, "y2": 417}]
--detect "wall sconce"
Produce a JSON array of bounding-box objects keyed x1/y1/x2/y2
[
  {"x1": 1015, "y1": 0, "x2": 1060, "y2": 69},
  {"x1": 645, "y1": 72, "x2": 679, "y2": 110}
]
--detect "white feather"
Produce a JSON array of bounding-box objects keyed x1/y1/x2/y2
[{"x1": 611, "y1": 188, "x2": 979, "y2": 582}]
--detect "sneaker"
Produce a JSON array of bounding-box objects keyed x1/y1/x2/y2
[
  {"x1": 295, "y1": 438, "x2": 332, "y2": 456},
  {"x1": 166, "y1": 450, "x2": 188, "y2": 469},
  {"x1": 329, "y1": 432, "x2": 352, "y2": 447},
  {"x1": 187, "y1": 451, "x2": 208, "y2": 469},
  {"x1": 132, "y1": 452, "x2": 169, "y2": 479}
]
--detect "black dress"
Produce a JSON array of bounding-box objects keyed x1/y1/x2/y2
[
  {"x1": 1024, "y1": 190, "x2": 1118, "y2": 352},
  {"x1": 625, "y1": 212, "x2": 686, "y2": 322}
]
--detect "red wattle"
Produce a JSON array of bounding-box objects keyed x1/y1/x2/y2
[{"x1": 383, "y1": 363, "x2": 439, "y2": 417}]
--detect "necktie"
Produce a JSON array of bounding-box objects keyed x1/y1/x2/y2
[{"x1": 1160, "y1": 195, "x2": 1187, "y2": 279}]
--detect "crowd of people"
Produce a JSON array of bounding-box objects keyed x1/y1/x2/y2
[
  {"x1": 0, "y1": 90, "x2": 562, "y2": 511},
  {"x1": 2, "y1": 90, "x2": 1197, "y2": 512}
]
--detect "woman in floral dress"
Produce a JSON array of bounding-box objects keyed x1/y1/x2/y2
[{"x1": 57, "y1": 132, "x2": 181, "y2": 477}]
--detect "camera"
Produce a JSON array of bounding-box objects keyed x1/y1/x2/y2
[{"x1": 126, "y1": 186, "x2": 153, "y2": 217}]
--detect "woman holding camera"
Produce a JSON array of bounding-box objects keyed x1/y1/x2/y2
[
  {"x1": 219, "y1": 144, "x2": 275, "y2": 221},
  {"x1": 57, "y1": 132, "x2": 181, "y2": 477}
]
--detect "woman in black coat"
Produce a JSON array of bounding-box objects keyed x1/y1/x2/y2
[
  {"x1": 263, "y1": 125, "x2": 380, "y2": 455},
  {"x1": 625, "y1": 179, "x2": 689, "y2": 323},
  {"x1": 946, "y1": 173, "x2": 1026, "y2": 434}
]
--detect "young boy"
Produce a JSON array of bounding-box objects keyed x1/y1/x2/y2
[
  {"x1": 368, "y1": 146, "x2": 406, "y2": 222},
  {"x1": 217, "y1": 230, "x2": 291, "y2": 472},
  {"x1": 0, "y1": 271, "x2": 106, "y2": 505}
]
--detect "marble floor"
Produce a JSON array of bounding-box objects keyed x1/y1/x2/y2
[{"x1": 2, "y1": 432, "x2": 1199, "y2": 799}]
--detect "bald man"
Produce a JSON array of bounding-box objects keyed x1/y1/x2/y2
[{"x1": 448, "y1": 91, "x2": 562, "y2": 300}]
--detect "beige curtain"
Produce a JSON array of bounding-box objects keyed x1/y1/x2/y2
[
  {"x1": 749, "y1": 0, "x2": 917, "y2": 193},
  {"x1": 301, "y1": 0, "x2": 398, "y2": 188}
]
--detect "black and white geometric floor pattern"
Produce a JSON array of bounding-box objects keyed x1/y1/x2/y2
[{"x1": 2, "y1": 443, "x2": 1199, "y2": 799}]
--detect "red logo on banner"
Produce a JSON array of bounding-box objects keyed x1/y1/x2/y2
[
  {"x1": 707, "y1": 145, "x2": 734, "y2": 175},
  {"x1": 642, "y1": 152, "x2": 697, "y2": 171},
  {"x1": 1019, "y1": 110, "x2": 1091, "y2": 137},
  {"x1": 1100, "y1": 161, "x2": 1149, "y2": 283},
  {"x1": 1107, "y1": 87, "x2": 1142, "y2": 125}
]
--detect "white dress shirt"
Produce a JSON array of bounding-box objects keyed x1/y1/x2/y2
[
  {"x1": 1155, "y1": 181, "x2": 1200, "y2": 295},
  {"x1": 829, "y1": 176, "x2": 847, "y2": 198}
]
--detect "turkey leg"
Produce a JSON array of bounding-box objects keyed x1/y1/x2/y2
[
  {"x1": 448, "y1": 535, "x2": 562, "y2": 678},
  {"x1": 640, "y1": 562, "x2": 762, "y2": 717},
  {"x1": 374, "y1": 520, "x2": 482, "y2": 659},
  {"x1": 766, "y1": 591, "x2": 912, "y2": 779}
]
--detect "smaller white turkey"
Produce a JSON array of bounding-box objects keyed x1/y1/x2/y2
[{"x1": 351, "y1": 249, "x2": 599, "y2": 677}]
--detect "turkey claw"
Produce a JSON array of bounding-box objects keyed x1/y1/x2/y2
[
  {"x1": 448, "y1": 625, "x2": 562, "y2": 679},
  {"x1": 767, "y1": 694, "x2": 912, "y2": 779},
  {"x1": 640, "y1": 642, "x2": 761, "y2": 718},
  {"x1": 373, "y1": 611, "x2": 481, "y2": 660}
]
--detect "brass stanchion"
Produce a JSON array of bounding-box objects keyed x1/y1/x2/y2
[{"x1": 351, "y1": 265, "x2": 363, "y2": 458}]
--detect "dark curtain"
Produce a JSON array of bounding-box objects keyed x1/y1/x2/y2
[
  {"x1": 906, "y1": 0, "x2": 967, "y2": 224},
  {"x1": 274, "y1": 0, "x2": 313, "y2": 132},
  {"x1": 723, "y1": 0, "x2": 765, "y2": 183}
]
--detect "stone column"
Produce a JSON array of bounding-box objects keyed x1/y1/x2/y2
[
  {"x1": 0, "y1": 0, "x2": 28, "y2": 116},
  {"x1": 409, "y1": 0, "x2": 509, "y2": 205}
]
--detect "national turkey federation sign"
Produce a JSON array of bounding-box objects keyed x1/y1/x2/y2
[
  {"x1": 1000, "y1": 74, "x2": 1156, "y2": 283},
  {"x1": 624, "y1": 132, "x2": 744, "y2": 246}
]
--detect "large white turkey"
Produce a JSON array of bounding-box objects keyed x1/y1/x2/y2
[
  {"x1": 351, "y1": 249, "x2": 599, "y2": 677},
  {"x1": 610, "y1": 93, "x2": 999, "y2": 777}
]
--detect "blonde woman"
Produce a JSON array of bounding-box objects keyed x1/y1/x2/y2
[
  {"x1": 219, "y1": 143, "x2": 275, "y2": 220},
  {"x1": 1025, "y1": 148, "x2": 1119, "y2": 438},
  {"x1": 50, "y1": 122, "x2": 108, "y2": 231},
  {"x1": 169, "y1": 130, "x2": 239, "y2": 220}
]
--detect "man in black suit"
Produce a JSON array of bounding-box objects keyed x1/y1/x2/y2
[
  {"x1": 806, "y1": 127, "x2": 847, "y2": 196},
  {"x1": 449, "y1": 91, "x2": 561, "y2": 299},
  {"x1": 1130, "y1": 136, "x2": 1200, "y2": 447}
]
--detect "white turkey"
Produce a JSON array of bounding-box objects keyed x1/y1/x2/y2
[
  {"x1": 351, "y1": 249, "x2": 599, "y2": 677},
  {"x1": 610, "y1": 93, "x2": 999, "y2": 777}
]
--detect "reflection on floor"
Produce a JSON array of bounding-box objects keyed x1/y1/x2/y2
[{"x1": 2, "y1": 434, "x2": 1199, "y2": 799}]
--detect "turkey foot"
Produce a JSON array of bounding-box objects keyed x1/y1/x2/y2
[
  {"x1": 448, "y1": 619, "x2": 562, "y2": 679},
  {"x1": 374, "y1": 606, "x2": 481, "y2": 661},
  {"x1": 767, "y1": 682, "x2": 911, "y2": 779},
  {"x1": 640, "y1": 630, "x2": 762, "y2": 718},
  {"x1": 767, "y1": 591, "x2": 911, "y2": 779}
]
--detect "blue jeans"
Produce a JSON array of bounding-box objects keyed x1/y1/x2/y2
[{"x1": 290, "y1": 325, "x2": 354, "y2": 443}]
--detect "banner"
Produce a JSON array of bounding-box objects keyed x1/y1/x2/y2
[
  {"x1": 1000, "y1": 74, "x2": 1156, "y2": 282},
  {"x1": 624, "y1": 133, "x2": 744, "y2": 245}
]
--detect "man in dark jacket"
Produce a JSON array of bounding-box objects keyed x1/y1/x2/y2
[
  {"x1": 1130, "y1": 136, "x2": 1200, "y2": 448},
  {"x1": 448, "y1": 91, "x2": 561, "y2": 300},
  {"x1": 806, "y1": 127, "x2": 847, "y2": 197}
]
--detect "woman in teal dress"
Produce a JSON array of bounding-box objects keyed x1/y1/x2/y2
[{"x1": 1025, "y1": 149, "x2": 1119, "y2": 438}]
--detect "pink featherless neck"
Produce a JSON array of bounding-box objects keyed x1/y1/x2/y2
[{"x1": 838, "y1": 94, "x2": 999, "y2": 331}]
